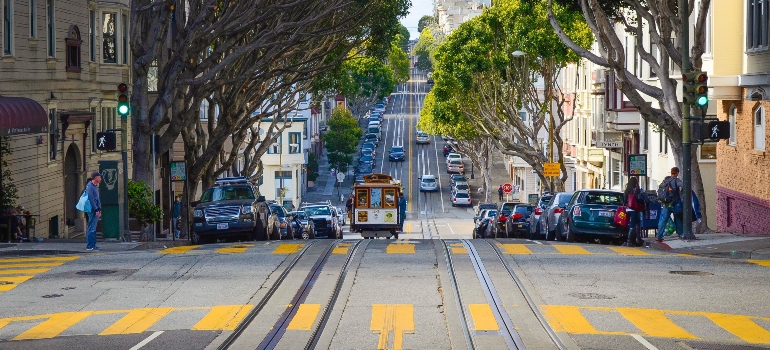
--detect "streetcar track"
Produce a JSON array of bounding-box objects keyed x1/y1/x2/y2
[{"x1": 441, "y1": 239, "x2": 476, "y2": 350}]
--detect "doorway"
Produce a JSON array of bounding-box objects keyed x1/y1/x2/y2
[{"x1": 64, "y1": 143, "x2": 81, "y2": 227}]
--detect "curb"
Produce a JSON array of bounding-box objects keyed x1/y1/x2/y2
[
  {"x1": 131, "y1": 240, "x2": 192, "y2": 250},
  {"x1": 645, "y1": 239, "x2": 672, "y2": 251}
]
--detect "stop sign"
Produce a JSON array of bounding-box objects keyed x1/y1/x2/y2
[{"x1": 502, "y1": 183, "x2": 513, "y2": 194}]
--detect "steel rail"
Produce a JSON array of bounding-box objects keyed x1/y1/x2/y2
[{"x1": 441, "y1": 240, "x2": 476, "y2": 350}]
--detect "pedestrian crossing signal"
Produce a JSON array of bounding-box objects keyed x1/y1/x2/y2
[{"x1": 96, "y1": 131, "x2": 117, "y2": 151}]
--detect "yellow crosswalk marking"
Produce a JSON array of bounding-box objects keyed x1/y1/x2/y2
[
  {"x1": 706, "y1": 314, "x2": 770, "y2": 344},
  {"x1": 499, "y1": 244, "x2": 532, "y2": 255},
  {"x1": 552, "y1": 245, "x2": 592, "y2": 255},
  {"x1": 0, "y1": 256, "x2": 78, "y2": 263},
  {"x1": 333, "y1": 247, "x2": 348, "y2": 254},
  {"x1": 617, "y1": 308, "x2": 697, "y2": 339},
  {"x1": 0, "y1": 262, "x2": 66, "y2": 268},
  {"x1": 158, "y1": 245, "x2": 200, "y2": 254},
  {"x1": 13, "y1": 312, "x2": 93, "y2": 340},
  {"x1": 100, "y1": 308, "x2": 174, "y2": 335},
  {"x1": 215, "y1": 244, "x2": 254, "y2": 254},
  {"x1": 0, "y1": 268, "x2": 51, "y2": 275},
  {"x1": 371, "y1": 304, "x2": 414, "y2": 350},
  {"x1": 272, "y1": 244, "x2": 305, "y2": 254},
  {"x1": 541, "y1": 306, "x2": 625, "y2": 335},
  {"x1": 404, "y1": 222, "x2": 412, "y2": 233},
  {"x1": 386, "y1": 244, "x2": 415, "y2": 254},
  {"x1": 468, "y1": 304, "x2": 499, "y2": 331},
  {"x1": 452, "y1": 247, "x2": 467, "y2": 254},
  {"x1": 287, "y1": 304, "x2": 321, "y2": 330},
  {"x1": 748, "y1": 260, "x2": 770, "y2": 267},
  {"x1": 192, "y1": 305, "x2": 254, "y2": 331},
  {"x1": 608, "y1": 247, "x2": 651, "y2": 256},
  {"x1": 0, "y1": 276, "x2": 35, "y2": 291}
]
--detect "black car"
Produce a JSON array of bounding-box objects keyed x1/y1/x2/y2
[
  {"x1": 388, "y1": 146, "x2": 405, "y2": 161},
  {"x1": 365, "y1": 133, "x2": 380, "y2": 144},
  {"x1": 356, "y1": 163, "x2": 374, "y2": 175},
  {"x1": 299, "y1": 203, "x2": 340, "y2": 238},
  {"x1": 267, "y1": 203, "x2": 294, "y2": 239},
  {"x1": 191, "y1": 177, "x2": 278, "y2": 244},
  {"x1": 494, "y1": 202, "x2": 521, "y2": 238},
  {"x1": 505, "y1": 204, "x2": 534, "y2": 238}
]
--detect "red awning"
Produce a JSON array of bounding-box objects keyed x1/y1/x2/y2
[{"x1": 0, "y1": 97, "x2": 48, "y2": 136}]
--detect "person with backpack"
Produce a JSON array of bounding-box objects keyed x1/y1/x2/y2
[
  {"x1": 623, "y1": 177, "x2": 646, "y2": 246},
  {"x1": 656, "y1": 167, "x2": 684, "y2": 242}
]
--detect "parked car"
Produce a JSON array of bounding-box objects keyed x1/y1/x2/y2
[
  {"x1": 268, "y1": 202, "x2": 294, "y2": 239},
  {"x1": 527, "y1": 194, "x2": 553, "y2": 239},
  {"x1": 443, "y1": 144, "x2": 454, "y2": 157},
  {"x1": 300, "y1": 202, "x2": 340, "y2": 239},
  {"x1": 365, "y1": 133, "x2": 380, "y2": 144},
  {"x1": 419, "y1": 175, "x2": 438, "y2": 192},
  {"x1": 541, "y1": 192, "x2": 574, "y2": 241},
  {"x1": 358, "y1": 155, "x2": 375, "y2": 167},
  {"x1": 356, "y1": 163, "x2": 374, "y2": 175},
  {"x1": 558, "y1": 190, "x2": 626, "y2": 243},
  {"x1": 289, "y1": 210, "x2": 315, "y2": 239},
  {"x1": 416, "y1": 132, "x2": 430, "y2": 144},
  {"x1": 495, "y1": 202, "x2": 521, "y2": 238},
  {"x1": 449, "y1": 174, "x2": 467, "y2": 187},
  {"x1": 474, "y1": 209, "x2": 497, "y2": 225},
  {"x1": 369, "y1": 114, "x2": 383, "y2": 122},
  {"x1": 474, "y1": 202, "x2": 498, "y2": 217},
  {"x1": 474, "y1": 212, "x2": 496, "y2": 239},
  {"x1": 388, "y1": 146, "x2": 406, "y2": 162},
  {"x1": 446, "y1": 159, "x2": 465, "y2": 174},
  {"x1": 505, "y1": 204, "x2": 534, "y2": 238},
  {"x1": 451, "y1": 192, "x2": 472, "y2": 207},
  {"x1": 336, "y1": 207, "x2": 347, "y2": 226},
  {"x1": 373, "y1": 103, "x2": 386, "y2": 113},
  {"x1": 362, "y1": 142, "x2": 376, "y2": 152},
  {"x1": 451, "y1": 183, "x2": 470, "y2": 195},
  {"x1": 446, "y1": 153, "x2": 462, "y2": 163}
]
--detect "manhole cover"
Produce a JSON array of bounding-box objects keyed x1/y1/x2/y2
[
  {"x1": 61, "y1": 287, "x2": 76, "y2": 290},
  {"x1": 42, "y1": 294, "x2": 63, "y2": 298},
  {"x1": 569, "y1": 292, "x2": 615, "y2": 300},
  {"x1": 76, "y1": 270, "x2": 117, "y2": 276},
  {"x1": 670, "y1": 271, "x2": 714, "y2": 276}
]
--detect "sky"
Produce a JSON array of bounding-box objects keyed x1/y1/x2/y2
[{"x1": 402, "y1": 0, "x2": 434, "y2": 40}]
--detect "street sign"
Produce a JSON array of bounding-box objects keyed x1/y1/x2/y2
[
  {"x1": 596, "y1": 140, "x2": 622, "y2": 148},
  {"x1": 628, "y1": 154, "x2": 647, "y2": 176},
  {"x1": 502, "y1": 183, "x2": 513, "y2": 194},
  {"x1": 543, "y1": 162, "x2": 560, "y2": 177},
  {"x1": 96, "y1": 132, "x2": 117, "y2": 151},
  {"x1": 170, "y1": 161, "x2": 187, "y2": 181},
  {"x1": 336, "y1": 172, "x2": 345, "y2": 183}
]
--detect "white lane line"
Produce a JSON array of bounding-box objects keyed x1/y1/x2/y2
[
  {"x1": 432, "y1": 135, "x2": 446, "y2": 213},
  {"x1": 129, "y1": 331, "x2": 164, "y2": 350},
  {"x1": 630, "y1": 334, "x2": 659, "y2": 350}
]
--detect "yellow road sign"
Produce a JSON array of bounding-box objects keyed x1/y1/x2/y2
[{"x1": 543, "y1": 162, "x2": 560, "y2": 177}]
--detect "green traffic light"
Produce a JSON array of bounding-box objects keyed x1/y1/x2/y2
[
  {"x1": 118, "y1": 103, "x2": 130, "y2": 115},
  {"x1": 697, "y1": 96, "x2": 708, "y2": 107}
]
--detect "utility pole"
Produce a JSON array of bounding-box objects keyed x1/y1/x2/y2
[
  {"x1": 547, "y1": 56, "x2": 555, "y2": 193},
  {"x1": 680, "y1": 0, "x2": 694, "y2": 239}
]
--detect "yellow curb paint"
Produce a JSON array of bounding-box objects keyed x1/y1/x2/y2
[
  {"x1": 386, "y1": 244, "x2": 415, "y2": 254},
  {"x1": 371, "y1": 304, "x2": 414, "y2": 350},
  {"x1": 192, "y1": 305, "x2": 254, "y2": 331},
  {"x1": 404, "y1": 222, "x2": 412, "y2": 233},
  {"x1": 617, "y1": 308, "x2": 697, "y2": 339},
  {"x1": 450, "y1": 243, "x2": 464, "y2": 247},
  {"x1": 13, "y1": 312, "x2": 93, "y2": 340},
  {"x1": 158, "y1": 245, "x2": 200, "y2": 254},
  {"x1": 287, "y1": 304, "x2": 321, "y2": 330},
  {"x1": 337, "y1": 243, "x2": 352, "y2": 247},
  {"x1": 0, "y1": 256, "x2": 79, "y2": 263},
  {"x1": 552, "y1": 245, "x2": 592, "y2": 255},
  {"x1": 216, "y1": 244, "x2": 255, "y2": 254},
  {"x1": 0, "y1": 268, "x2": 51, "y2": 275},
  {"x1": 608, "y1": 247, "x2": 652, "y2": 256},
  {"x1": 706, "y1": 314, "x2": 770, "y2": 344},
  {"x1": 468, "y1": 304, "x2": 499, "y2": 331},
  {"x1": 272, "y1": 244, "x2": 305, "y2": 255},
  {"x1": 540, "y1": 306, "x2": 626, "y2": 335},
  {"x1": 100, "y1": 308, "x2": 175, "y2": 335},
  {"x1": 499, "y1": 244, "x2": 532, "y2": 255},
  {"x1": 452, "y1": 247, "x2": 467, "y2": 254},
  {"x1": 748, "y1": 260, "x2": 770, "y2": 267}
]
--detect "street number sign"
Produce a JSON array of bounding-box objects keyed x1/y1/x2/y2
[
  {"x1": 502, "y1": 183, "x2": 513, "y2": 194},
  {"x1": 543, "y1": 163, "x2": 560, "y2": 177}
]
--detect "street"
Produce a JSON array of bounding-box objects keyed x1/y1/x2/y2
[{"x1": 0, "y1": 69, "x2": 769, "y2": 350}]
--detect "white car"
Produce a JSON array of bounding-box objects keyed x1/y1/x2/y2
[
  {"x1": 416, "y1": 132, "x2": 430, "y2": 144},
  {"x1": 451, "y1": 183, "x2": 470, "y2": 195},
  {"x1": 368, "y1": 121, "x2": 381, "y2": 129},
  {"x1": 446, "y1": 153, "x2": 461, "y2": 164},
  {"x1": 447, "y1": 159, "x2": 465, "y2": 174},
  {"x1": 419, "y1": 175, "x2": 438, "y2": 192},
  {"x1": 451, "y1": 192, "x2": 472, "y2": 207}
]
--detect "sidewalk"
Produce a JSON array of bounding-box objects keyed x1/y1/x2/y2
[
  {"x1": 302, "y1": 151, "x2": 354, "y2": 207},
  {"x1": 646, "y1": 233, "x2": 770, "y2": 260}
]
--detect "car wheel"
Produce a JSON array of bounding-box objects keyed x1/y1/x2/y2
[
  {"x1": 192, "y1": 232, "x2": 202, "y2": 245},
  {"x1": 545, "y1": 221, "x2": 555, "y2": 241},
  {"x1": 530, "y1": 224, "x2": 539, "y2": 240},
  {"x1": 287, "y1": 226, "x2": 294, "y2": 240},
  {"x1": 565, "y1": 219, "x2": 576, "y2": 243},
  {"x1": 270, "y1": 226, "x2": 280, "y2": 241}
]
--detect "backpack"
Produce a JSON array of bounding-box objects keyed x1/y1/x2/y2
[
  {"x1": 657, "y1": 179, "x2": 680, "y2": 205},
  {"x1": 628, "y1": 188, "x2": 646, "y2": 211}
]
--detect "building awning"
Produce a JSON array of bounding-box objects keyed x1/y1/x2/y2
[{"x1": 0, "y1": 97, "x2": 48, "y2": 136}]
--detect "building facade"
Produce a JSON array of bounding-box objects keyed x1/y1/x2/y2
[
  {"x1": 0, "y1": 0, "x2": 132, "y2": 238},
  {"x1": 256, "y1": 116, "x2": 310, "y2": 210}
]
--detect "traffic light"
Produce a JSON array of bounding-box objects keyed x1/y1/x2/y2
[
  {"x1": 682, "y1": 71, "x2": 708, "y2": 108},
  {"x1": 694, "y1": 72, "x2": 708, "y2": 108},
  {"x1": 117, "y1": 83, "x2": 130, "y2": 116}
]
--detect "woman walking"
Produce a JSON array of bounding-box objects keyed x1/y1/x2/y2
[{"x1": 623, "y1": 177, "x2": 645, "y2": 246}]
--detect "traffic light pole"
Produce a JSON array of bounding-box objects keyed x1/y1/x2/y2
[{"x1": 680, "y1": 0, "x2": 694, "y2": 239}]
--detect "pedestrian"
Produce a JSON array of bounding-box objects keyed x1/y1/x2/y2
[
  {"x1": 398, "y1": 193, "x2": 407, "y2": 232},
  {"x1": 85, "y1": 172, "x2": 103, "y2": 250},
  {"x1": 498, "y1": 185, "x2": 503, "y2": 201},
  {"x1": 655, "y1": 167, "x2": 684, "y2": 242},
  {"x1": 171, "y1": 195, "x2": 182, "y2": 239},
  {"x1": 623, "y1": 177, "x2": 645, "y2": 246},
  {"x1": 13, "y1": 205, "x2": 26, "y2": 242},
  {"x1": 345, "y1": 195, "x2": 354, "y2": 223}
]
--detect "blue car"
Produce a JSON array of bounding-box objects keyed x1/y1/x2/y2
[
  {"x1": 388, "y1": 146, "x2": 405, "y2": 161},
  {"x1": 359, "y1": 155, "x2": 375, "y2": 166}
]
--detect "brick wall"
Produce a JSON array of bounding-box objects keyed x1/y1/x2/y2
[{"x1": 716, "y1": 98, "x2": 770, "y2": 234}]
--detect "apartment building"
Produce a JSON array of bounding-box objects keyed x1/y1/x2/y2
[
  {"x1": 434, "y1": 0, "x2": 489, "y2": 35},
  {"x1": 255, "y1": 115, "x2": 311, "y2": 210},
  {"x1": 0, "y1": 0, "x2": 132, "y2": 239}
]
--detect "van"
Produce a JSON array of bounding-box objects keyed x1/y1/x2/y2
[{"x1": 367, "y1": 121, "x2": 381, "y2": 129}]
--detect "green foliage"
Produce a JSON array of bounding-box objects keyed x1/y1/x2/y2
[
  {"x1": 389, "y1": 39, "x2": 410, "y2": 84},
  {"x1": 341, "y1": 56, "x2": 396, "y2": 103},
  {"x1": 416, "y1": 51, "x2": 432, "y2": 71},
  {"x1": 327, "y1": 152, "x2": 354, "y2": 173},
  {"x1": 324, "y1": 109, "x2": 362, "y2": 172},
  {"x1": 418, "y1": 15, "x2": 437, "y2": 33},
  {"x1": 0, "y1": 137, "x2": 18, "y2": 210},
  {"x1": 397, "y1": 23, "x2": 410, "y2": 52},
  {"x1": 128, "y1": 180, "x2": 163, "y2": 229},
  {"x1": 307, "y1": 153, "x2": 320, "y2": 182}
]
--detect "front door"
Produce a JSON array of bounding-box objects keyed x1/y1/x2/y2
[{"x1": 63, "y1": 144, "x2": 81, "y2": 229}]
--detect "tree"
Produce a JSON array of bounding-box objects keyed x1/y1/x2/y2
[
  {"x1": 546, "y1": 0, "x2": 713, "y2": 229},
  {"x1": 324, "y1": 109, "x2": 363, "y2": 173},
  {"x1": 128, "y1": 180, "x2": 163, "y2": 240},
  {"x1": 389, "y1": 39, "x2": 410, "y2": 84},
  {"x1": 397, "y1": 24, "x2": 411, "y2": 53},
  {"x1": 418, "y1": 15, "x2": 437, "y2": 33},
  {"x1": 413, "y1": 25, "x2": 444, "y2": 71}
]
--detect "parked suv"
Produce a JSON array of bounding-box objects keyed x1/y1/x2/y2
[
  {"x1": 505, "y1": 204, "x2": 534, "y2": 238},
  {"x1": 191, "y1": 177, "x2": 276, "y2": 244},
  {"x1": 299, "y1": 202, "x2": 340, "y2": 239}
]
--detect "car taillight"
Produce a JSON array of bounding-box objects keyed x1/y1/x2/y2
[
  {"x1": 513, "y1": 214, "x2": 523, "y2": 220},
  {"x1": 534, "y1": 208, "x2": 543, "y2": 215},
  {"x1": 554, "y1": 208, "x2": 564, "y2": 214},
  {"x1": 498, "y1": 215, "x2": 507, "y2": 222}
]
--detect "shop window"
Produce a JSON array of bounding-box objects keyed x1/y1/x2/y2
[
  {"x1": 699, "y1": 144, "x2": 717, "y2": 160},
  {"x1": 65, "y1": 25, "x2": 82, "y2": 72}
]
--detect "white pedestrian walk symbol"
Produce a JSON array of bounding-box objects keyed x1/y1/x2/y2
[
  {"x1": 98, "y1": 135, "x2": 106, "y2": 148},
  {"x1": 711, "y1": 125, "x2": 719, "y2": 138}
]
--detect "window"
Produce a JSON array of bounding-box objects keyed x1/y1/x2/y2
[
  {"x1": 65, "y1": 25, "x2": 81, "y2": 72},
  {"x1": 642, "y1": 120, "x2": 649, "y2": 150},
  {"x1": 90, "y1": 106, "x2": 97, "y2": 152},
  {"x1": 3, "y1": 0, "x2": 12, "y2": 54},
  {"x1": 89, "y1": 10, "x2": 94, "y2": 61},
  {"x1": 288, "y1": 132, "x2": 301, "y2": 154},
  {"x1": 747, "y1": 0, "x2": 769, "y2": 50},
  {"x1": 755, "y1": 106, "x2": 766, "y2": 150},
  {"x1": 49, "y1": 108, "x2": 57, "y2": 159},
  {"x1": 729, "y1": 105, "x2": 737, "y2": 145},
  {"x1": 649, "y1": 43, "x2": 657, "y2": 78},
  {"x1": 268, "y1": 133, "x2": 282, "y2": 154},
  {"x1": 46, "y1": 0, "x2": 53, "y2": 57},
  {"x1": 121, "y1": 13, "x2": 127, "y2": 64},
  {"x1": 611, "y1": 159, "x2": 620, "y2": 188},
  {"x1": 199, "y1": 99, "x2": 209, "y2": 120},
  {"x1": 102, "y1": 12, "x2": 117, "y2": 63},
  {"x1": 29, "y1": 0, "x2": 35, "y2": 38},
  {"x1": 148, "y1": 60, "x2": 158, "y2": 92},
  {"x1": 703, "y1": 0, "x2": 712, "y2": 54},
  {"x1": 699, "y1": 144, "x2": 717, "y2": 160},
  {"x1": 101, "y1": 106, "x2": 116, "y2": 132}
]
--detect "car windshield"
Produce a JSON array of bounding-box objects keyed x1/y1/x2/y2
[
  {"x1": 360, "y1": 155, "x2": 373, "y2": 161},
  {"x1": 362, "y1": 150, "x2": 373, "y2": 155},
  {"x1": 303, "y1": 206, "x2": 331, "y2": 216},
  {"x1": 293, "y1": 212, "x2": 307, "y2": 219},
  {"x1": 455, "y1": 184, "x2": 469, "y2": 191},
  {"x1": 486, "y1": 210, "x2": 497, "y2": 217},
  {"x1": 422, "y1": 178, "x2": 436, "y2": 183},
  {"x1": 514, "y1": 206, "x2": 531, "y2": 214},
  {"x1": 539, "y1": 196, "x2": 553, "y2": 207},
  {"x1": 200, "y1": 186, "x2": 255, "y2": 203},
  {"x1": 390, "y1": 147, "x2": 404, "y2": 153},
  {"x1": 453, "y1": 176, "x2": 467, "y2": 182},
  {"x1": 455, "y1": 193, "x2": 469, "y2": 198},
  {"x1": 270, "y1": 205, "x2": 286, "y2": 217},
  {"x1": 501, "y1": 203, "x2": 517, "y2": 211},
  {"x1": 583, "y1": 193, "x2": 624, "y2": 205}
]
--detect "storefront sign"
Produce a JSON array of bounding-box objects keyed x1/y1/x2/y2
[{"x1": 597, "y1": 140, "x2": 623, "y2": 148}]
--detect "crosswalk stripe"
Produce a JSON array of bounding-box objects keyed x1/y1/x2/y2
[
  {"x1": 287, "y1": 304, "x2": 322, "y2": 330},
  {"x1": 552, "y1": 245, "x2": 592, "y2": 255},
  {"x1": 617, "y1": 308, "x2": 697, "y2": 339},
  {"x1": 272, "y1": 244, "x2": 305, "y2": 255},
  {"x1": 158, "y1": 246, "x2": 199, "y2": 254},
  {"x1": 705, "y1": 314, "x2": 770, "y2": 344},
  {"x1": 748, "y1": 260, "x2": 770, "y2": 267},
  {"x1": 192, "y1": 305, "x2": 253, "y2": 331},
  {"x1": 499, "y1": 244, "x2": 532, "y2": 255},
  {"x1": 0, "y1": 262, "x2": 66, "y2": 268},
  {"x1": 0, "y1": 276, "x2": 35, "y2": 291},
  {"x1": 215, "y1": 244, "x2": 255, "y2": 254},
  {"x1": 608, "y1": 247, "x2": 652, "y2": 256},
  {"x1": 452, "y1": 247, "x2": 467, "y2": 254},
  {"x1": 100, "y1": 308, "x2": 175, "y2": 335},
  {"x1": 0, "y1": 268, "x2": 51, "y2": 275},
  {"x1": 386, "y1": 244, "x2": 415, "y2": 254},
  {"x1": 468, "y1": 304, "x2": 499, "y2": 331},
  {"x1": 0, "y1": 256, "x2": 78, "y2": 263},
  {"x1": 541, "y1": 306, "x2": 626, "y2": 335},
  {"x1": 13, "y1": 311, "x2": 93, "y2": 340}
]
